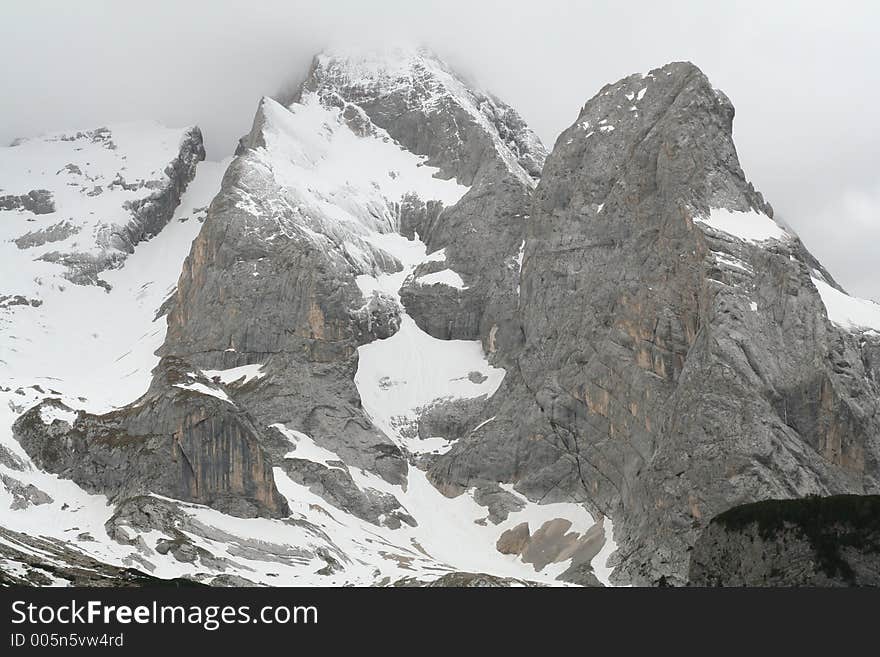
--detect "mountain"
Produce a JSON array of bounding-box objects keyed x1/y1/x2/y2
[
  {"x1": 429, "y1": 61, "x2": 880, "y2": 584},
  {"x1": 2, "y1": 48, "x2": 610, "y2": 586},
  {"x1": 2, "y1": 48, "x2": 879, "y2": 587}
]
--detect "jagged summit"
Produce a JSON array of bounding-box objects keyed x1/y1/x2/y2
[{"x1": 292, "y1": 46, "x2": 547, "y2": 188}]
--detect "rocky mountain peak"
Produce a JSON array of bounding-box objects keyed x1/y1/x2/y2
[
  {"x1": 546, "y1": 60, "x2": 772, "y2": 225},
  {"x1": 293, "y1": 46, "x2": 547, "y2": 187}
]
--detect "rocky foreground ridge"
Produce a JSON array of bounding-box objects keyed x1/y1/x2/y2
[
  {"x1": 689, "y1": 495, "x2": 880, "y2": 586},
  {"x1": 2, "y1": 47, "x2": 880, "y2": 586}
]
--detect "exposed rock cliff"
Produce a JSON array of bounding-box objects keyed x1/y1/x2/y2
[{"x1": 429, "y1": 61, "x2": 880, "y2": 585}]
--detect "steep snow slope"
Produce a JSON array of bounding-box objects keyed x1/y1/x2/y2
[
  {"x1": 0, "y1": 123, "x2": 203, "y2": 289},
  {"x1": 812, "y1": 276, "x2": 880, "y2": 334},
  {"x1": 297, "y1": 46, "x2": 546, "y2": 188},
  {"x1": 1, "y1": 160, "x2": 227, "y2": 418}
]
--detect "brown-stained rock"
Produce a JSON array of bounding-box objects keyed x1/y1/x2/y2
[{"x1": 496, "y1": 521, "x2": 530, "y2": 555}]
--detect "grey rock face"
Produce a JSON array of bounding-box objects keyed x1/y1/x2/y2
[
  {"x1": 353, "y1": 292, "x2": 402, "y2": 341},
  {"x1": 430, "y1": 61, "x2": 880, "y2": 585},
  {"x1": 1, "y1": 474, "x2": 53, "y2": 510},
  {"x1": 416, "y1": 396, "x2": 488, "y2": 443},
  {"x1": 399, "y1": 256, "x2": 484, "y2": 341},
  {"x1": 406, "y1": 173, "x2": 534, "y2": 358},
  {"x1": 472, "y1": 483, "x2": 525, "y2": 523},
  {"x1": 280, "y1": 457, "x2": 416, "y2": 528},
  {"x1": 14, "y1": 389, "x2": 288, "y2": 518},
  {"x1": 399, "y1": 279, "x2": 480, "y2": 340},
  {"x1": 496, "y1": 522, "x2": 530, "y2": 554},
  {"x1": 861, "y1": 335, "x2": 880, "y2": 384},
  {"x1": 688, "y1": 495, "x2": 880, "y2": 586}
]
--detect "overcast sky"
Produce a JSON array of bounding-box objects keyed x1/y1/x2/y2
[{"x1": 2, "y1": 1, "x2": 877, "y2": 299}]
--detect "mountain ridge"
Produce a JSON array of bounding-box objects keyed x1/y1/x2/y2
[{"x1": 2, "y1": 50, "x2": 879, "y2": 586}]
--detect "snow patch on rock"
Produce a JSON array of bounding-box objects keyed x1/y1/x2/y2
[
  {"x1": 173, "y1": 382, "x2": 234, "y2": 404},
  {"x1": 356, "y1": 314, "x2": 505, "y2": 448},
  {"x1": 812, "y1": 277, "x2": 880, "y2": 333},
  {"x1": 39, "y1": 405, "x2": 77, "y2": 426},
  {"x1": 272, "y1": 423, "x2": 344, "y2": 470},
  {"x1": 694, "y1": 208, "x2": 789, "y2": 244},
  {"x1": 415, "y1": 268, "x2": 467, "y2": 289},
  {"x1": 201, "y1": 364, "x2": 265, "y2": 386}
]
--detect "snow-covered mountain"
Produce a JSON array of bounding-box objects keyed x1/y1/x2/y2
[
  {"x1": 1, "y1": 48, "x2": 612, "y2": 586},
  {"x1": 2, "y1": 48, "x2": 879, "y2": 587}
]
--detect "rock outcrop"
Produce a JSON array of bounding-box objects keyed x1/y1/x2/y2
[
  {"x1": 13, "y1": 389, "x2": 288, "y2": 518},
  {"x1": 0, "y1": 189, "x2": 55, "y2": 214},
  {"x1": 0, "y1": 526, "x2": 202, "y2": 587}
]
